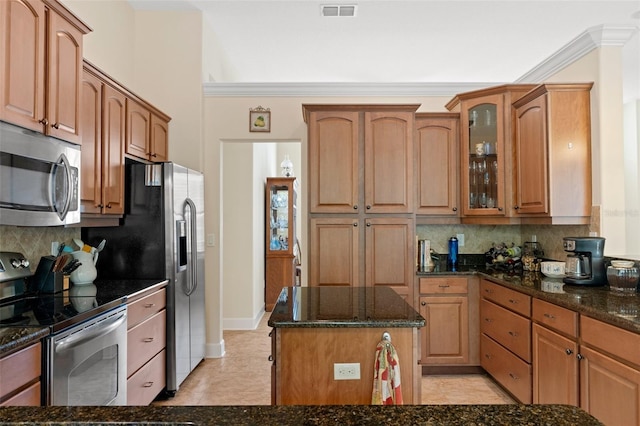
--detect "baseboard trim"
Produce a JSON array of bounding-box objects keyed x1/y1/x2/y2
[{"x1": 422, "y1": 365, "x2": 485, "y2": 375}]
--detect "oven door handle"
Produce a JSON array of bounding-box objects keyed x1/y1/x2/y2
[{"x1": 55, "y1": 311, "x2": 127, "y2": 354}]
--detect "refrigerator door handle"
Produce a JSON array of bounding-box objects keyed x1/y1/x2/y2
[{"x1": 184, "y1": 197, "x2": 198, "y2": 296}]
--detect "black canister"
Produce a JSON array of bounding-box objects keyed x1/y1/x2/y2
[{"x1": 447, "y1": 237, "x2": 459, "y2": 271}]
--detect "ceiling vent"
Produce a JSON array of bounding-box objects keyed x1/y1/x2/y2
[{"x1": 321, "y1": 5, "x2": 357, "y2": 17}]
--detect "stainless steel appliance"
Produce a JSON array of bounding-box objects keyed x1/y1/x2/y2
[
  {"x1": 0, "y1": 121, "x2": 80, "y2": 226},
  {"x1": 46, "y1": 305, "x2": 127, "y2": 406},
  {"x1": 0, "y1": 251, "x2": 128, "y2": 406},
  {"x1": 82, "y1": 160, "x2": 205, "y2": 395},
  {"x1": 562, "y1": 236, "x2": 606, "y2": 286}
]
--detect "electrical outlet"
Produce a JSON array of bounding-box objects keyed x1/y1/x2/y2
[
  {"x1": 457, "y1": 233, "x2": 465, "y2": 247},
  {"x1": 334, "y1": 363, "x2": 360, "y2": 380},
  {"x1": 51, "y1": 242, "x2": 60, "y2": 256},
  {"x1": 207, "y1": 233, "x2": 216, "y2": 247}
]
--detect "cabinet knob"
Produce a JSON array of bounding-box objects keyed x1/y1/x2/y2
[
  {"x1": 577, "y1": 353, "x2": 584, "y2": 361},
  {"x1": 514, "y1": 206, "x2": 519, "y2": 210},
  {"x1": 106, "y1": 204, "x2": 112, "y2": 208},
  {"x1": 452, "y1": 207, "x2": 457, "y2": 212},
  {"x1": 151, "y1": 153, "x2": 157, "y2": 158},
  {"x1": 97, "y1": 204, "x2": 104, "y2": 208},
  {"x1": 39, "y1": 118, "x2": 49, "y2": 126},
  {"x1": 353, "y1": 205, "x2": 358, "y2": 210},
  {"x1": 366, "y1": 205, "x2": 371, "y2": 210},
  {"x1": 421, "y1": 301, "x2": 426, "y2": 306},
  {"x1": 565, "y1": 349, "x2": 573, "y2": 355},
  {"x1": 51, "y1": 122, "x2": 60, "y2": 129},
  {"x1": 353, "y1": 222, "x2": 358, "y2": 227},
  {"x1": 366, "y1": 222, "x2": 371, "y2": 227},
  {"x1": 497, "y1": 207, "x2": 503, "y2": 211},
  {"x1": 268, "y1": 355, "x2": 274, "y2": 362}
]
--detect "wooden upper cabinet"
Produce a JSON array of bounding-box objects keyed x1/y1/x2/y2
[
  {"x1": 304, "y1": 105, "x2": 419, "y2": 214},
  {"x1": 102, "y1": 84, "x2": 126, "y2": 214},
  {"x1": 0, "y1": 0, "x2": 90, "y2": 143},
  {"x1": 306, "y1": 110, "x2": 360, "y2": 213},
  {"x1": 125, "y1": 99, "x2": 170, "y2": 162},
  {"x1": 150, "y1": 113, "x2": 169, "y2": 162},
  {"x1": 446, "y1": 85, "x2": 535, "y2": 224},
  {"x1": 513, "y1": 83, "x2": 593, "y2": 224},
  {"x1": 415, "y1": 113, "x2": 459, "y2": 217},
  {"x1": 80, "y1": 63, "x2": 125, "y2": 217},
  {"x1": 364, "y1": 111, "x2": 414, "y2": 213},
  {"x1": 126, "y1": 99, "x2": 151, "y2": 159}
]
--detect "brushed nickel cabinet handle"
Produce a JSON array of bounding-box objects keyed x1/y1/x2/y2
[
  {"x1": 52, "y1": 122, "x2": 60, "y2": 129},
  {"x1": 39, "y1": 118, "x2": 49, "y2": 125},
  {"x1": 143, "y1": 337, "x2": 154, "y2": 343},
  {"x1": 143, "y1": 382, "x2": 154, "y2": 388},
  {"x1": 544, "y1": 313, "x2": 555, "y2": 319},
  {"x1": 565, "y1": 349, "x2": 573, "y2": 355},
  {"x1": 508, "y1": 331, "x2": 518, "y2": 337},
  {"x1": 509, "y1": 373, "x2": 519, "y2": 380}
]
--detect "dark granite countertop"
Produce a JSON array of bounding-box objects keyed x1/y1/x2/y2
[
  {"x1": 0, "y1": 279, "x2": 168, "y2": 357},
  {"x1": 419, "y1": 265, "x2": 640, "y2": 334},
  {"x1": 268, "y1": 286, "x2": 425, "y2": 328},
  {"x1": 0, "y1": 404, "x2": 603, "y2": 425}
]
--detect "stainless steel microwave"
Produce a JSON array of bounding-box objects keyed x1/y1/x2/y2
[{"x1": 0, "y1": 121, "x2": 80, "y2": 226}]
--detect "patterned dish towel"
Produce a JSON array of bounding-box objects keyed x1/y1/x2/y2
[{"x1": 371, "y1": 339, "x2": 403, "y2": 405}]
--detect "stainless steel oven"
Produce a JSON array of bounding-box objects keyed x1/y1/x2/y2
[
  {"x1": 45, "y1": 305, "x2": 127, "y2": 406},
  {"x1": 0, "y1": 121, "x2": 80, "y2": 226}
]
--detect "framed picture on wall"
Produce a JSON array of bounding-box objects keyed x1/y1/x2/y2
[{"x1": 250, "y1": 106, "x2": 271, "y2": 132}]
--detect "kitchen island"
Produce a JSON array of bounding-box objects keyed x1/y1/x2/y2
[
  {"x1": 0, "y1": 404, "x2": 603, "y2": 425},
  {"x1": 268, "y1": 286, "x2": 425, "y2": 405}
]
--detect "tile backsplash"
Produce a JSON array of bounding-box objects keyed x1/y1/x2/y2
[{"x1": 0, "y1": 225, "x2": 81, "y2": 272}]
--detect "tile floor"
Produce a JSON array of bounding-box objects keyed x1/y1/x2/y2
[{"x1": 153, "y1": 314, "x2": 515, "y2": 406}]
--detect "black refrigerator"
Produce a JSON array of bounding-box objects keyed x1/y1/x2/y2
[{"x1": 83, "y1": 160, "x2": 205, "y2": 395}]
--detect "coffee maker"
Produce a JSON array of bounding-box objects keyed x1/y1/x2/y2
[{"x1": 562, "y1": 236, "x2": 606, "y2": 286}]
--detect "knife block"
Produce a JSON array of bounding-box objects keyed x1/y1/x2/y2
[{"x1": 30, "y1": 256, "x2": 64, "y2": 293}]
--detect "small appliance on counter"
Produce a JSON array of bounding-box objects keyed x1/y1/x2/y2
[{"x1": 562, "y1": 236, "x2": 606, "y2": 286}]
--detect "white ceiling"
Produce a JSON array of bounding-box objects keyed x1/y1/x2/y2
[{"x1": 130, "y1": 0, "x2": 639, "y2": 84}]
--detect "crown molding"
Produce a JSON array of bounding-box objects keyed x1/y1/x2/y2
[
  {"x1": 203, "y1": 82, "x2": 497, "y2": 97},
  {"x1": 516, "y1": 24, "x2": 638, "y2": 83},
  {"x1": 203, "y1": 24, "x2": 638, "y2": 97}
]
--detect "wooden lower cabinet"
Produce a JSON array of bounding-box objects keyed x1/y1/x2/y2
[
  {"x1": 480, "y1": 333, "x2": 532, "y2": 403},
  {"x1": 0, "y1": 343, "x2": 41, "y2": 406},
  {"x1": 532, "y1": 323, "x2": 579, "y2": 405},
  {"x1": 418, "y1": 276, "x2": 479, "y2": 367},
  {"x1": 126, "y1": 287, "x2": 167, "y2": 406},
  {"x1": 579, "y1": 315, "x2": 640, "y2": 426},
  {"x1": 309, "y1": 217, "x2": 414, "y2": 305},
  {"x1": 479, "y1": 279, "x2": 532, "y2": 403},
  {"x1": 272, "y1": 326, "x2": 420, "y2": 405}
]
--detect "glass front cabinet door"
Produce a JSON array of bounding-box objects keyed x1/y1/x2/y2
[
  {"x1": 461, "y1": 94, "x2": 505, "y2": 217},
  {"x1": 266, "y1": 177, "x2": 297, "y2": 256}
]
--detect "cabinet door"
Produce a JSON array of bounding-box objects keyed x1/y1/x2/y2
[
  {"x1": 46, "y1": 7, "x2": 83, "y2": 144},
  {"x1": 419, "y1": 295, "x2": 469, "y2": 364},
  {"x1": 308, "y1": 111, "x2": 359, "y2": 213},
  {"x1": 0, "y1": 0, "x2": 45, "y2": 131},
  {"x1": 364, "y1": 111, "x2": 414, "y2": 213},
  {"x1": 126, "y1": 99, "x2": 151, "y2": 160},
  {"x1": 532, "y1": 323, "x2": 578, "y2": 405},
  {"x1": 365, "y1": 217, "x2": 414, "y2": 303},
  {"x1": 415, "y1": 114, "x2": 459, "y2": 216},
  {"x1": 580, "y1": 345, "x2": 640, "y2": 426},
  {"x1": 514, "y1": 94, "x2": 548, "y2": 214},
  {"x1": 102, "y1": 85, "x2": 126, "y2": 215},
  {"x1": 309, "y1": 217, "x2": 360, "y2": 287},
  {"x1": 80, "y1": 70, "x2": 103, "y2": 215},
  {"x1": 150, "y1": 114, "x2": 169, "y2": 162},
  {"x1": 460, "y1": 94, "x2": 505, "y2": 216}
]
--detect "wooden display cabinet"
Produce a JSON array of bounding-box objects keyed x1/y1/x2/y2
[
  {"x1": 446, "y1": 85, "x2": 535, "y2": 223},
  {"x1": 265, "y1": 177, "x2": 297, "y2": 311}
]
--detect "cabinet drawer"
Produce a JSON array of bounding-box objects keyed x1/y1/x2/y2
[
  {"x1": 128, "y1": 288, "x2": 166, "y2": 329},
  {"x1": 480, "y1": 279, "x2": 531, "y2": 317},
  {"x1": 420, "y1": 277, "x2": 468, "y2": 294},
  {"x1": 580, "y1": 315, "x2": 640, "y2": 367},
  {"x1": 532, "y1": 299, "x2": 578, "y2": 338},
  {"x1": 127, "y1": 349, "x2": 166, "y2": 406},
  {"x1": 0, "y1": 381, "x2": 40, "y2": 406},
  {"x1": 481, "y1": 299, "x2": 531, "y2": 362},
  {"x1": 481, "y1": 334, "x2": 532, "y2": 403},
  {"x1": 0, "y1": 343, "x2": 41, "y2": 399},
  {"x1": 128, "y1": 309, "x2": 167, "y2": 377}
]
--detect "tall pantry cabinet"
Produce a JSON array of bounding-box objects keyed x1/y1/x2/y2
[{"x1": 303, "y1": 105, "x2": 419, "y2": 304}]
